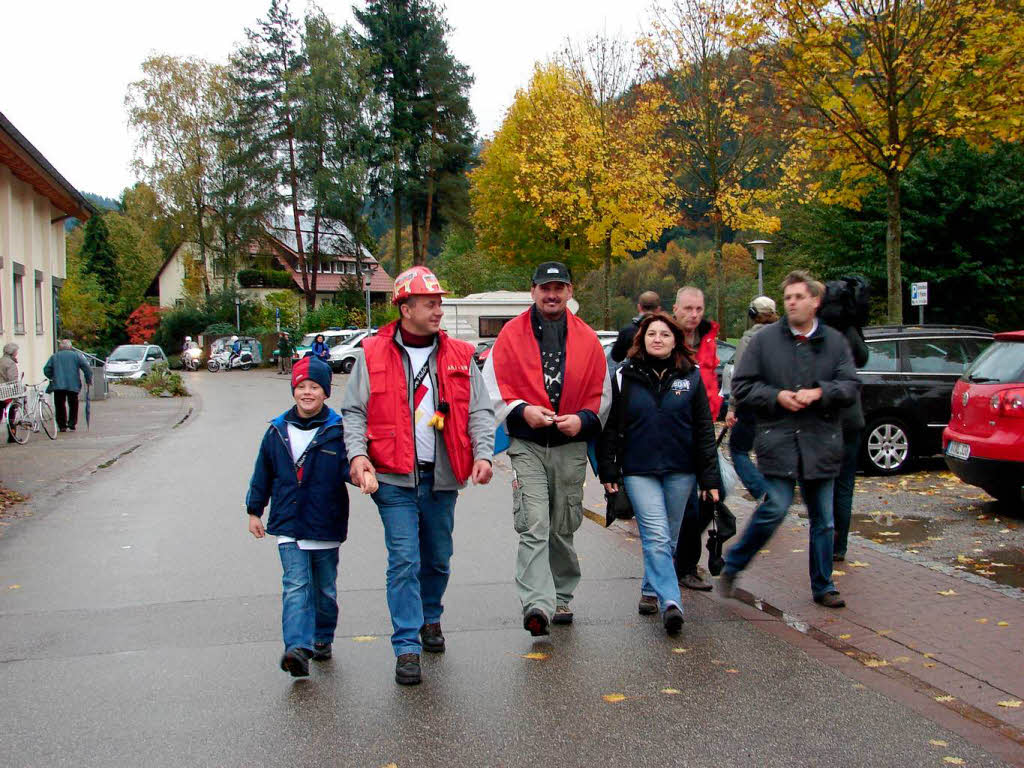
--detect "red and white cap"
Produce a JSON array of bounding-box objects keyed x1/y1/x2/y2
[{"x1": 392, "y1": 265, "x2": 447, "y2": 305}]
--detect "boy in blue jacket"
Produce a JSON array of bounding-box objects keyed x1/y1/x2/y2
[{"x1": 246, "y1": 356, "x2": 376, "y2": 677}]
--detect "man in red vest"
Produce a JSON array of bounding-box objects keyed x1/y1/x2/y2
[
  {"x1": 673, "y1": 286, "x2": 722, "y2": 591},
  {"x1": 341, "y1": 266, "x2": 495, "y2": 686},
  {"x1": 483, "y1": 262, "x2": 611, "y2": 636}
]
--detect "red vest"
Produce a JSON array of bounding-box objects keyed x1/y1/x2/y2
[{"x1": 363, "y1": 322, "x2": 476, "y2": 484}]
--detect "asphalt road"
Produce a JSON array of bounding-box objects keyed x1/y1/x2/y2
[{"x1": 0, "y1": 370, "x2": 1009, "y2": 767}]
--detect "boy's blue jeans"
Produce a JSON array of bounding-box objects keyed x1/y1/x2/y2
[
  {"x1": 277, "y1": 543, "x2": 339, "y2": 652},
  {"x1": 723, "y1": 475, "x2": 838, "y2": 599},
  {"x1": 624, "y1": 473, "x2": 696, "y2": 613},
  {"x1": 372, "y1": 470, "x2": 458, "y2": 656}
]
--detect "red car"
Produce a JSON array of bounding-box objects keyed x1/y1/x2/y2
[{"x1": 943, "y1": 331, "x2": 1024, "y2": 509}]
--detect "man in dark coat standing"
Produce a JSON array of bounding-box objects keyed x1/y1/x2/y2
[
  {"x1": 720, "y1": 271, "x2": 860, "y2": 608},
  {"x1": 43, "y1": 339, "x2": 93, "y2": 433},
  {"x1": 609, "y1": 291, "x2": 661, "y2": 363}
]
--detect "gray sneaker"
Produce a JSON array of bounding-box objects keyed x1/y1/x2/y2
[
  {"x1": 718, "y1": 571, "x2": 737, "y2": 599},
  {"x1": 679, "y1": 571, "x2": 713, "y2": 591}
]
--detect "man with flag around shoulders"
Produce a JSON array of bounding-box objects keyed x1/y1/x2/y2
[
  {"x1": 483, "y1": 261, "x2": 611, "y2": 637},
  {"x1": 341, "y1": 266, "x2": 495, "y2": 686}
]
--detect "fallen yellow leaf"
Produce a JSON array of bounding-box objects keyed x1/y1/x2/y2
[
  {"x1": 878, "y1": 531, "x2": 900, "y2": 537},
  {"x1": 997, "y1": 700, "x2": 1023, "y2": 708},
  {"x1": 833, "y1": 570, "x2": 846, "y2": 576},
  {"x1": 923, "y1": 652, "x2": 935, "y2": 658},
  {"x1": 838, "y1": 633, "x2": 852, "y2": 640},
  {"x1": 672, "y1": 647, "x2": 690, "y2": 654},
  {"x1": 935, "y1": 695, "x2": 956, "y2": 702},
  {"x1": 877, "y1": 629, "x2": 892, "y2": 636},
  {"x1": 725, "y1": 668, "x2": 740, "y2": 674},
  {"x1": 893, "y1": 656, "x2": 911, "y2": 663},
  {"x1": 710, "y1": 659, "x2": 726, "y2": 665},
  {"x1": 352, "y1": 635, "x2": 377, "y2": 642},
  {"x1": 7, "y1": 585, "x2": 20, "y2": 590},
  {"x1": 937, "y1": 589, "x2": 957, "y2": 596},
  {"x1": 929, "y1": 739, "x2": 948, "y2": 747},
  {"x1": 927, "y1": 536, "x2": 944, "y2": 541},
  {"x1": 997, "y1": 621, "x2": 1009, "y2": 627},
  {"x1": 850, "y1": 561, "x2": 870, "y2": 568},
  {"x1": 382, "y1": 764, "x2": 398, "y2": 768},
  {"x1": 862, "y1": 658, "x2": 889, "y2": 668},
  {"x1": 791, "y1": 548, "x2": 805, "y2": 553},
  {"x1": 521, "y1": 652, "x2": 549, "y2": 660},
  {"x1": 976, "y1": 618, "x2": 989, "y2": 624},
  {"x1": 943, "y1": 758, "x2": 965, "y2": 765},
  {"x1": 602, "y1": 693, "x2": 626, "y2": 703},
  {"x1": 661, "y1": 688, "x2": 681, "y2": 695},
  {"x1": 761, "y1": 549, "x2": 771, "y2": 554}
]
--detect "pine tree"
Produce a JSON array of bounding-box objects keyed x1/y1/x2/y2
[{"x1": 81, "y1": 215, "x2": 119, "y2": 300}]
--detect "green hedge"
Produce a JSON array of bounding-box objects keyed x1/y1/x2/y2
[{"x1": 237, "y1": 269, "x2": 294, "y2": 288}]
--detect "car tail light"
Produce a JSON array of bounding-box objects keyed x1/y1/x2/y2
[{"x1": 997, "y1": 388, "x2": 1024, "y2": 418}]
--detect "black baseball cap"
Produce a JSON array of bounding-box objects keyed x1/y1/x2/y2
[{"x1": 532, "y1": 261, "x2": 572, "y2": 285}]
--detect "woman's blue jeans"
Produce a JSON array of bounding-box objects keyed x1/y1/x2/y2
[
  {"x1": 728, "y1": 412, "x2": 767, "y2": 501},
  {"x1": 624, "y1": 473, "x2": 696, "y2": 612},
  {"x1": 372, "y1": 471, "x2": 458, "y2": 656},
  {"x1": 277, "y1": 543, "x2": 340, "y2": 653}
]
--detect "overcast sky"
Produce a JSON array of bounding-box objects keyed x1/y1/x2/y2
[{"x1": 3, "y1": 0, "x2": 650, "y2": 200}]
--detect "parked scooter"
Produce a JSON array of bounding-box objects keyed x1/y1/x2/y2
[
  {"x1": 207, "y1": 349, "x2": 254, "y2": 372},
  {"x1": 182, "y1": 344, "x2": 202, "y2": 372}
]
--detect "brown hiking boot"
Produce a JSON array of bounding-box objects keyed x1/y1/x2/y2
[
  {"x1": 420, "y1": 623, "x2": 445, "y2": 653},
  {"x1": 638, "y1": 595, "x2": 659, "y2": 615},
  {"x1": 551, "y1": 604, "x2": 574, "y2": 625}
]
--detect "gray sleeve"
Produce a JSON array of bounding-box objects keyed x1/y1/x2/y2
[
  {"x1": 467, "y1": 362, "x2": 496, "y2": 461},
  {"x1": 340, "y1": 354, "x2": 371, "y2": 459}
]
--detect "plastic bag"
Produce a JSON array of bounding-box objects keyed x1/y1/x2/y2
[{"x1": 718, "y1": 448, "x2": 739, "y2": 500}]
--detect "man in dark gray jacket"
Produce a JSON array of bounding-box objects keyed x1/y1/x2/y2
[
  {"x1": 720, "y1": 271, "x2": 860, "y2": 608},
  {"x1": 43, "y1": 340, "x2": 93, "y2": 433}
]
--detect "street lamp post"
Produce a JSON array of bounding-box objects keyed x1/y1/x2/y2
[
  {"x1": 360, "y1": 263, "x2": 374, "y2": 333},
  {"x1": 748, "y1": 240, "x2": 771, "y2": 296},
  {"x1": 234, "y1": 296, "x2": 241, "y2": 332}
]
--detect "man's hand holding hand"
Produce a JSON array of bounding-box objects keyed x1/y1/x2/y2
[
  {"x1": 794, "y1": 387, "x2": 822, "y2": 406},
  {"x1": 350, "y1": 455, "x2": 378, "y2": 494},
  {"x1": 725, "y1": 410, "x2": 737, "y2": 428},
  {"x1": 553, "y1": 413, "x2": 582, "y2": 437},
  {"x1": 523, "y1": 405, "x2": 556, "y2": 429},
  {"x1": 777, "y1": 390, "x2": 805, "y2": 412}
]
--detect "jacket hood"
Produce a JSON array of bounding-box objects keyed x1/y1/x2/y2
[{"x1": 2, "y1": 343, "x2": 17, "y2": 356}]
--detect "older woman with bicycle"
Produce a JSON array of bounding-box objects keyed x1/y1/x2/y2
[
  {"x1": 598, "y1": 312, "x2": 721, "y2": 635},
  {"x1": 43, "y1": 339, "x2": 92, "y2": 433}
]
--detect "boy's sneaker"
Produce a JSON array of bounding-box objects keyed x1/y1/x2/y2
[
  {"x1": 523, "y1": 607, "x2": 549, "y2": 636},
  {"x1": 638, "y1": 595, "x2": 659, "y2": 615},
  {"x1": 280, "y1": 648, "x2": 312, "y2": 677},
  {"x1": 395, "y1": 653, "x2": 422, "y2": 685},
  {"x1": 312, "y1": 642, "x2": 332, "y2": 661},
  {"x1": 551, "y1": 604, "x2": 574, "y2": 625},
  {"x1": 420, "y1": 623, "x2": 445, "y2": 653}
]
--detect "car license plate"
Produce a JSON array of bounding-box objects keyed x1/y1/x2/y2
[{"x1": 946, "y1": 441, "x2": 971, "y2": 460}]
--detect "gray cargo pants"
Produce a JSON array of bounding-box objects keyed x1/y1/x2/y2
[{"x1": 507, "y1": 438, "x2": 588, "y2": 619}]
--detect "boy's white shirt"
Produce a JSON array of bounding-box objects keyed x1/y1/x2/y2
[{"x1": 276, "y1": 420, "x2": 340, "y2": 550}]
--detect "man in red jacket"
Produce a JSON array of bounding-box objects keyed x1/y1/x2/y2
[
  {"x1": 341, "y1": 266, "x2": 495, "y2": 686},
  {"x1": 672, "y1": 286, "x2": 722, "y2": 591}
]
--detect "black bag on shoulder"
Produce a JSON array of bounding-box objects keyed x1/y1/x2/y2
[{"x1": 605, "y1": 372, "x2": 634, "y2": 527}]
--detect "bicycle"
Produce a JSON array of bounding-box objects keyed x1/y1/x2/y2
[{"x1": 3, "y1": 380, "x2": 56, "y2": 444}]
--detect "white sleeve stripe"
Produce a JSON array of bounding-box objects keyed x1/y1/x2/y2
[{"x1": 482, "y1": 354, "x2": 522, "y2": 424}]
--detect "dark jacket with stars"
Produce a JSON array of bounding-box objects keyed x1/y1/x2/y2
[
  {"x1": 597, "y1": 358, "x2": 720, "y2": 488},
  {"x1": 245, "y1": 406, "x2": 351, "y2": 541}
]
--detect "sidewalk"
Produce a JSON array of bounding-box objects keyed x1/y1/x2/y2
[
  {"x1": 582, "y1": 471, "x2": 1024, "y2": 756},
  {"x1": 0, "y1": 384, "x2": 194, "y2": 503}
]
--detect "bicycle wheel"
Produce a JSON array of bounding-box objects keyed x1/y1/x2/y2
[
  {"x1": 8, "y1": 402, "x2": 30, "y2": 444},
  {"x1": 38, "y1": 399, "x2": 57, "y2": 439}
]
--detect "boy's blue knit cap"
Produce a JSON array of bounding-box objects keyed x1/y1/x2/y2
[{"x1": 291, "y1": 355, "x2": 332, "y2": 397}]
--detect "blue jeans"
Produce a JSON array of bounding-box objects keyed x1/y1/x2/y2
[
  {"x1": 723, "y1": 475, "x2": 837, "y2": 599},
  {"x1": 625, "y1": 473, "x2": 695, "y2": 612},
  {"x1": 372, "y1": 471, "x2": 458, "y2": 656},
  {"x1": 728, "y1": 412, "x2": 767, "y2": 500},
  {"x1": 832, "y1": 430, "x2": 861, "y2": 558},
  {"x1": 278, "y1": 543, "x2": 340, "y2": 653}
]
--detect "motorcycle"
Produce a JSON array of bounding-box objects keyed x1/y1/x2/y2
[
  {"x1": 182, "y1": 345, "x2": 202, "y2": 372},
  {"x1": 207, "y1": 349, "x2": 255, "y2": 372}
]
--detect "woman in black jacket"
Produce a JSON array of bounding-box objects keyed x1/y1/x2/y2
[{"x1": 598, "y1": 313, "x2": 721, "y2": 634}]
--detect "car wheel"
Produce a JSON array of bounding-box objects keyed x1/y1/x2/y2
[
  {"x1": 862, "y1": 417, "x2": 913, "y2": 475},
  {"x1": 340, "y1": 358, "x2": 355, "y2": 374}
]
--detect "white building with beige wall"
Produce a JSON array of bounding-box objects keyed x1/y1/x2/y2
[{"x1": 0, "y1": 110, "x2": 95, "y2": 383}]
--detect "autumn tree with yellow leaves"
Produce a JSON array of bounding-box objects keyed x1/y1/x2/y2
[
  {"x1": 470, "y1": 57, "x2": 675, "y2": 327},
  {"x1": 643, "y1": 0, "x2": 785, "y2": 335},
  {"x1": 733, "y1": 0, "x2": 1024, "y2": 322}
]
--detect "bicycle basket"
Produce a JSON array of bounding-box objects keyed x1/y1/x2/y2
[{"x1": 0, "y1": 381, "x2": 26, "y2": 400}]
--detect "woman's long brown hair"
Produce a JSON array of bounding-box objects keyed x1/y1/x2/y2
[{"x1": 626, "y1": 312, "x2": 695, "y2": 370}]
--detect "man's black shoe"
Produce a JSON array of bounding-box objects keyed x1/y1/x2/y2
[
  {"x1": 814, "y1": 591, "x2": 846, "y2": 608},
  {"x1": 280, "y1": 648, "x2": 312, "y2": 677},
  {"x1": 420, "y1": 623, "x2": 445, "y2": 653},
  {"x1": 312, "y1": 642, "x2": 332, "y2": 661},
  {"x1": 663, "y1": 605, "x2": 684, "y2": 635},
  {"x1": 523, "y1": 607, "x2": 549, "y2": 636},
  {"x1": 395, "y1": 653, "x2": 421, "y2": 685},
  {"x1": 68, "y1": 426, "x2": 76, "y2": 431}
]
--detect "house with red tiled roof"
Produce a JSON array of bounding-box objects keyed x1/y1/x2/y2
[{"x1": 153, "y1": 210, "x2": 392, "y2": 309}]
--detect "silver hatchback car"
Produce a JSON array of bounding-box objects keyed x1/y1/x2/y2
[{"x1": 105, "y1": 344, "x2": 168, "y2": 381}]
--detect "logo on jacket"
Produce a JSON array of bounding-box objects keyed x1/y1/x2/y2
[{"x1": 671, "y1": 378, "x2": 690, "y2": 394}]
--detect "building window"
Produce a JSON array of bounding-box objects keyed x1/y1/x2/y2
[
  {"x1": 35, "y1": 273, "x2": 44, "y2": 334},
  {"x1": 346, "y1": 262, "x2": 357, "y2": 275},
  {"x1": 479, "y1": 316, "x2": 514, "y2": 338},
  {"x1": 13, "y1": 273, "x2": 25, "y2": 334}
]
